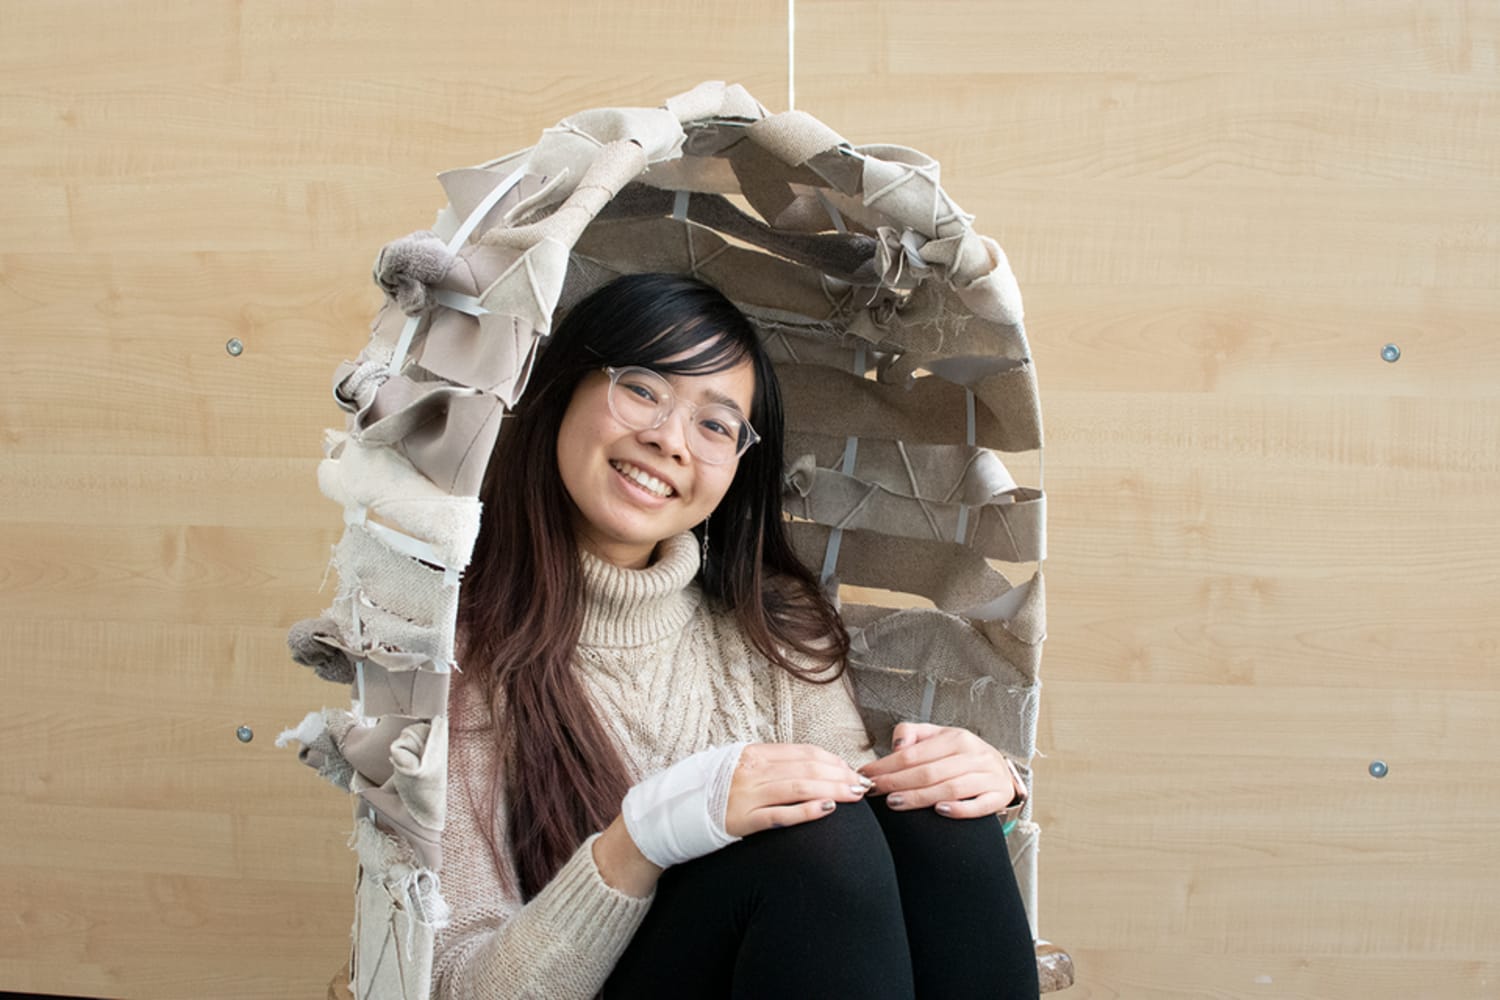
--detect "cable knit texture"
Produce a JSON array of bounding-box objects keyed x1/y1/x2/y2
[{"x1": 433, "y1": 533, "x2": 875, "y2": 999}]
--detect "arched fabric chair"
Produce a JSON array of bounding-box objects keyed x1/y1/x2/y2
[{"x1": 282, "y1": 81, "x2": 1071, "y2": 998}]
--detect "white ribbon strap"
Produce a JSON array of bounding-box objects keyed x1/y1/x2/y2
[
  {"x1": 954, "y1": 387, "x2": 977, "y2": 545},
  {"x1": 820, "y1": 344, "x2": 866, "y2": 587},
  {"x1": 816, "y1": 189, "x2": 847, "y2": 234},
  {"x1": 430, "y1": 289, "x2": 489, "y2": 316},
  {"x1": 389, "y1": 165, "x2": 528, "y2": 374},
  {"x1": 345, "y1": 505, "x2": 461, "y2": 587}
]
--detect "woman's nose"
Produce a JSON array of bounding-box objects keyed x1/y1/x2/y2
[{"x1": 637, "y1": 406, "x2": 692, "y2": 461}]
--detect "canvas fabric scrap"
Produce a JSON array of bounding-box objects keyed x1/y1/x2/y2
[{"x1": 282, "y1": 81, "x2": 1049, "y2": 997}]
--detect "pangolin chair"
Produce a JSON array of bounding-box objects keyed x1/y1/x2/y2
[{"x1": 282, "y1": 81, "x2": 1072, "y2": 998}]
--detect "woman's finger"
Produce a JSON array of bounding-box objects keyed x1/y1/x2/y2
[
  {"x1": 865, "y1": 752, "x2": 975, "y2": 794},
  {"x1": 749, "y1": 776, "x2": 869, "y2": 808},
  {"x1": 880, "y1": 770, "x2": 999, "y2": 811},
  {"x1": 735, "y1": 746, "x2": 867, "y2": 792},
  {"x1": 933, "y1": 790, "x2": 1012, "y2": 820},
  {"x1": 745, "y1": 798, "x2": 841, "y2": 834},
  {"x1": 889, "y1": 720, "x2": 946, "y2": 750},
  {"x1": 726, "y1": 743, "x2": 871, "y2": 837},
  {"x1": 850, "y1": 725, "x2": 1020, "y2": 818},
  {"x1": 859, "y1": 726, "x2": 974, "y2": 777},
  {"x1": 742, "y1": 742, "x2": 854, "y2": 769},
  {"x1": 867, "y1": 745, "x2": 1004, "y2": 793},
  {"x1": 751, "y1": 762, "x2": 867, "y2": 793}
]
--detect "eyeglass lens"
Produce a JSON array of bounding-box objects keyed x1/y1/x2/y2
[{"x1": 608, "y1": 368, "x2": 751, "y2": 464}]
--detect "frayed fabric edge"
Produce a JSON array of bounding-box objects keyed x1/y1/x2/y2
[
  {"x1": 276, "y1": 709, "x2": 327, "y2": 749},
  {"x1": 351, "y1": 815, "x2": 452, "y2": 932}
]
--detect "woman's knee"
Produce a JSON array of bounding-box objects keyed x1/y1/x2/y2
[
  {"x1": 874, "y1": 801, "x2": 1012, "y2": 876},
  {"x1": 729, "y1": 798, "x2": 899, "y2": 903}
]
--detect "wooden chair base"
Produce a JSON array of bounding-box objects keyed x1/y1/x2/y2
[
  {"x1": 328, "y1": 962, "x2": 353, "y2": 1000},
  {"x1": 1037, "y1": 939, "x2": 1076, "y2": 993}
]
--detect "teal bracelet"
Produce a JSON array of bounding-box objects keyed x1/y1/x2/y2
[{"x1": 1002, "y1": 818, "x2": 1018, "y2": 836}]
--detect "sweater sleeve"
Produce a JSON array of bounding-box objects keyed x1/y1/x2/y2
[
  {"x1": 783, "y1": 661, "x2": 879, "y2": 768},
  {"x1": 432, "y1": 704, "x2": 653, "y2": 1000}
]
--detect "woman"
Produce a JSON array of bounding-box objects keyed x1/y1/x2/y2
[{"x1": 437, "y1": 273, "x2": 1039, "y2": 998}]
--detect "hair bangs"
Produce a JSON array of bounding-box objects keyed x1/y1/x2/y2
[
  {"x1": 640, "y1": 318, "x2": 752, "y2": 377},
  {"x1": 606, "y1": 289, "x2": 756, "y2": 379}
]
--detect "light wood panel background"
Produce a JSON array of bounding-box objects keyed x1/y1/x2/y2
[
  {"x1": 1, "y1": 3, "x2": 786, "y2": 997},
  {"x1": 3, "y1": 2, "x2": 1496, "y2": 998},
  {"x1": 797, "y1": 2, "x2": 1500, "y2": 997}
]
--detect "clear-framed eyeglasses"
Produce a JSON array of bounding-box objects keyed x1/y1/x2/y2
[{"x1": 603, "y1": 366, "x2": 760, "y2": 465}]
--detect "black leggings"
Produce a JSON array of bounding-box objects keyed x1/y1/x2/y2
[{"x1": 604, "y1": 798, "x2": 1039, "y2": 999}]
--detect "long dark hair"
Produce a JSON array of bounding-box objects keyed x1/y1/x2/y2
[{"x1": 456, "y1": 272, "x2": 847, "y2": 898}]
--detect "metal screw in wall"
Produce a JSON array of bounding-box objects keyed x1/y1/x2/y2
[
  {"x1": 236, "y1": 725, "x2": 254, "y2": 743},
  {"x1": 226, "y1": 338, "x2": 245, "y2": 357},
  {"x1": 1368, "y1": 760, "x2": 1388, "y2": 779},
  {"x1": 1380, "y1": 344, "x2": 1400, "y2": 363}
]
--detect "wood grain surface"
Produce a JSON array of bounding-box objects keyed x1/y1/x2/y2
[
  {"x1": 1, "y1": 2, "x2": 785, "y2": 996},
  {"x1": 4, "y1": 0, "x2": 1497, "y2": 997},
  {"x1": 797, "y1": 2, "x2": 1500, "y2": 997}
]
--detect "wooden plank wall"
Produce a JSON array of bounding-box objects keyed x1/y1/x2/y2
[
  {"x1": 2, "y1": 2, "x2": 1495, "y2": 998},
  {"x1": 0, "y1": 3, "x2": 786, "y2": 997},
  {"x1": 796, "y1": 2, "x2": 1500, "y2": 997}
]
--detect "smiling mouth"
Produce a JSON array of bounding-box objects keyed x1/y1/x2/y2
[{"x1": 611, "y1": 460, "x2": 676, "y2": 498}]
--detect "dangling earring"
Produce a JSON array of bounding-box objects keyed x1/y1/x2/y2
[{"x1": 700, "y1": 514, "x2": 710, "y2": 565}]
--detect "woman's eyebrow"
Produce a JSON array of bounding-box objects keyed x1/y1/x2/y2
[
  {"x1": 668, "y1": 376, "x2": 745, "y2": 412},
  {"x1": 699, "y1": 387, "x2": 744, "y2": 411}
]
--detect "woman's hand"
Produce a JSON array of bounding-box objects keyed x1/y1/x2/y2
[
  {"x1": 724, "y1": 742, "x2": 872, "y2": 837},
  {"x1": 616, "y1": 742, "x2": 869, "y2": 877},
  {"x1": 857, "y1": 722, "x2": 1023, "y2": 820}
]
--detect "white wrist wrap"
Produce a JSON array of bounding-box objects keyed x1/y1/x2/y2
[{"x1": 621, "y1": 742, "x2": 748, "y2": 869}]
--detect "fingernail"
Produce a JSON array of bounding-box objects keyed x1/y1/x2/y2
[
  {"x1": 821, "y1": 800, "x2": 836, "y2": 812},
  {"x1": 936, "y1": 803, "x2": 952, "y2": 816},
  {"x1": 849, "y1": 783, "x2": 869, "y2": 795},
  {"x1": 887, "y1": 794, "x2": 904, "y2": 808},
  {"x1": 857, "y1": 774, "x2": 875, "y2": 789}
]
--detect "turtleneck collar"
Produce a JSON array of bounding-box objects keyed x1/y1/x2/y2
[{"x1": 578, "y1": 532, "x2": 703, "y2": 648}]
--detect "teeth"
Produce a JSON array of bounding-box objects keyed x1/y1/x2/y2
[{"x1": 612, "y1": 461, "x2": 673, "y2": 498}]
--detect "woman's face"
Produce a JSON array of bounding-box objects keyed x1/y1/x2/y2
[{"x1": 556, "y1": 355, "x2": 757, "y2": 569}]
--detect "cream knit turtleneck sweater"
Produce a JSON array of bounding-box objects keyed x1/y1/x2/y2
[{"x1": 432, "y1": 533, "x2": 875, "y2": 999}]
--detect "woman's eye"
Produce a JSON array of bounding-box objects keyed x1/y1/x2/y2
[
  {"x1": 624, "y1": 382, "x2": 658, "y2": 403},
  {"x1": 698, "y1": 417, "x2": 735, "y2": 439}
]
